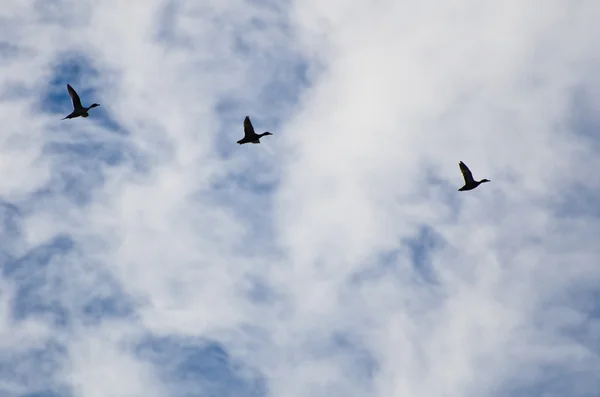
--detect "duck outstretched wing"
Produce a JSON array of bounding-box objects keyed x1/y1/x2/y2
[
  {"x1": 243, "y1": 116, "x2": 256, "y2": 139},
  {"x1": 459, "y1": 161, "x2": 475, "y2": 184},
  {"x1": 67, "y1": 84, "x2": 83, "y2": 110}
]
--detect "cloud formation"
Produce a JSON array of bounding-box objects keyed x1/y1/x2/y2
[{"x1": 0, "y1": 0, "x2": 599, "y2": 396}]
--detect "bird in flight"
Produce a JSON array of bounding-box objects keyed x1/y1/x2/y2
[
  {"x1": 237, "y1": 116, "x2": 273, "y2": 144},
  {"x1": 61, "y1": 84, "x2": 100, "y2": 120},
  {"x1": 458, "y1": 161, "x2": 490, "y2": 191}
]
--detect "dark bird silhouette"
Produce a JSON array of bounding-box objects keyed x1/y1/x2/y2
[
  {"x1": 61, "y1": 84, "x2": 100, "y2": 120},
  {"x1": 237, "y1": 116, "x2": 272, "y2": 144},
  {"x1": 458, "y1": 161, "x2": 490, "y2": 191}
]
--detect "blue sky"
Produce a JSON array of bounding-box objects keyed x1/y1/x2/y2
[{"x1": 0, "y1": 1, "x2": 599, "y2": 397}]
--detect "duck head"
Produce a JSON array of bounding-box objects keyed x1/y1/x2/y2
[
  {"x1": 90, "y1": 103, "x2": 100, "y2": 108},
  {"x1": 480, "y1": 179, "x2": 491, "y2": 183}
]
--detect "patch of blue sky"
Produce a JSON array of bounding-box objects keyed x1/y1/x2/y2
[
  {"x1": 238, "y1": 0, "x2": 294, "y2": 21},
  {"x1": 153, "y1": 0, "x2": 187, "y2": 48},
  {"x1": 0, "y1": 200, "x2": 22, "y2": 246},
  {"x1": 538, "y1": 86, "x2": 600, "y2": 367},
  {"x1": 23, "y1": 52, "x2": 145, "y2": 206},
  {"x1": 327, "y1": 332, "x2": 379, "y2": 383},
  {"x1": 258, "y1": 59, "x2": 311, "y2": 106},
  {"x1": 567, "y1": 84, "x2": 600, "y2": 144},
  {"x1": 18, "y1": 391, "x2": 71, "y2": 397},
  {"x1": 135, "y1": 335, "x2": 266, "y2": 397},
  {"x1": 194, "y1": 4, "x2": 314, "y2": 157},
  {"x1": 403, "y1": 225, "x2": 444, "y2": 285},
  {"x1": 3, "y1": 235, "x2": 73, "y2": 327},
  {"x1": 3, "y1": 234, "x2": 74, "y2": 279},
  {"x1": 0, "y1": 340, "x2": 69, "y2": 397},
  {"x1": 25, "y1": 153, "x2": 108, "y2": 207},
  {"x1": 0, "y1": 41, "x2": 20, "y2": 62},
  {"x1": 209, "y1": 166, "x2": 279, "y2": 197},
  {"x1": 551, "y1": 184, "x2": 600, "y2": 218},
  {"x1": 212, "y1": 56, "x2": 311, "y2": 159},
  {"x1": 40, "y1": 53, "x2": 123, "y2": 133},
  {"x1": 201, "y1": 167, "x2": 283, "y2": 260},
  {"x1": 551, "y1": 88, "x2": 600, "y2": 218},
  {"x1": 427, "y1": 172, "x2": 464, "y2": 217},
  {"x1": 4, "y1": 232, "x2": 137, "y2": 327},
  {"x1": 206, "y1": 71, "x2": 294, "y2": 256},
  {"x1": 493, "y1": 363, "x2": 600, "y2": 397},
  {"x1": 12, "y1": 283, "x2": 70, "y2": 328},
  {"x1": 539, "y1": 285, "x2": 600, "y2": 350},
  {"x1": 27, "y1": 55, "x2": 145, "y2": 206},
  {"x1": 79, "y1": 273, "x2": 138, "y2": 326},
  {"x1": 212, "y1": 104, "x2": 272, "y2": 159},
  {"x1": 35, "y1": 137, "x2": 129, "y2": 208},
  {"x1": 242, "y1": 274, "x2": 281, "y2": 305},
  {"x1": 350, "y1": 224, "x2": 444, "y2": 288}
]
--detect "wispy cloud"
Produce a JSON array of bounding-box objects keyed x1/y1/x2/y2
[{"x1": 0, "y1": 0, "x2": 599, "y2": 396}]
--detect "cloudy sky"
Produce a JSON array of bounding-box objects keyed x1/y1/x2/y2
[{"x1": 1, "y1": 0, "x2": 599, "y2": 396}]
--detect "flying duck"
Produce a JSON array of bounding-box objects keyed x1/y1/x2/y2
[
  {"x1": 61, "y1": 84, "x2": 100, "y2": 120},
  {"x1": 458, "y1": 161, "x2": 490, "y2": 191},
  {"x1": 237, "y1": 116, "x2": 272, "y2": 144}
]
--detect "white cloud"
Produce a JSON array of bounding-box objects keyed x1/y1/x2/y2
[{"x1": 0, "y1": 0, "x2": 599, "y2": 396}]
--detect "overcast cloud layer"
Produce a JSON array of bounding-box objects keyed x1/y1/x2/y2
[{"x1": 1, "y1": 0, "x2": 599, "y2": 396}]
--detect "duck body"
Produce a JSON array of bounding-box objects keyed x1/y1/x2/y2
[
  {"x1": 237, "y1": 116, "x2": 272, "y2": 144},
  {"x1": 458, "y1": 181, "x2": 489, "y2": 191},
  {"x1": 62, "y1": 104, "x2": 100, "y2": 120},
  {"x1": 458, "y1": 161, "x2": 490, "y2": 191},
  {"x1": 61, "y1": 84, "x2": 100, "y2": 120}
]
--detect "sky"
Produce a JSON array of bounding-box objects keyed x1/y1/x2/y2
[{"x1": 0, "y1": 0, "x2": 599, "y2": 396}]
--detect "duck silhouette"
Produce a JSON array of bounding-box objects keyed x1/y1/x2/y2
[
  {"x1": 458, "y1": 161, "x2": 490, "y2": 191},
  {"x1": 61, "y1": 84, "x2": 100, "y2": 120},
  {"x1": 237, "y1": 116, "x2": 272, "y2": 144}
]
